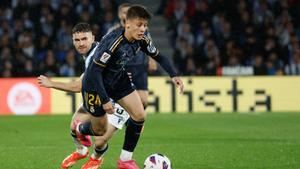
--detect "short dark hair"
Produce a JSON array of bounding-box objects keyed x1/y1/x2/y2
[
  {"x1": 118, "y1": 3, "x2": 132, "y2": 12},
  {"x1": 126, "y1": 5, "x2": 152, "y2": 20},
  {"x1": 72, "y1": 22, "x2": 92, "y2": 34}
]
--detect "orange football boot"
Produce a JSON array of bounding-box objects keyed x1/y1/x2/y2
[
  {"x1": 61, "y1": 151, "x2": 89, "y2": 169},
  {"x1": 81, "y1": 157, "x2": 103, "y2": 169}
]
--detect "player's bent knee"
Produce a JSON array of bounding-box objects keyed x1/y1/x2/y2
[
  {"x1": 131, "y1": 111, "x2": 147, "y2": 122},
  {"x1": 141, "y1": 101, "x2": 148, "y2": 109},
  {"x1": 92, "y1": 127, "x2": 107, "y2": 136}
]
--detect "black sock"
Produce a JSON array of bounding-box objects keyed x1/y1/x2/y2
[
  {"x1": 71, "y1": 130, "x2": 77, "y2": 138},
  {"x1": 78, "y1": 122, "x2": 96, "y2": 136},
  {"x1": 94, "y1": 143, "x2": 109, "y2": 156},
  {"x1": 122, "y1": 118, "x2": 144, "y2": 152}
]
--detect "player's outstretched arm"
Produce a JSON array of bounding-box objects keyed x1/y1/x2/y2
[
  {"x1": 149, "y1": 53, "x2": 184, "y2": 94},
  {"x1": 37, "y1": 74, "x2": 83, "y2": 93}
]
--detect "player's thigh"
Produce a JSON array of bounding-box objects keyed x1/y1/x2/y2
[
  {"x1": 118, "y1": 90, "x2": 146, "y2": 121},
  {"x1": 94, "y1": 124, "x2": 118, "y2": 147},
  {"x1": 90, "y1": 113, "x2": 108, "y2": 136},
  {"x1": 70, "y1": 104, "x2": 91, "y2": 130},
  {"x1": 137, "y1": 90, "x2": 149, "y2": 107}
]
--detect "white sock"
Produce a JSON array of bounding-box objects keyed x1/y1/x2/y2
[
  {"x1": 91, "y1": 145, "x2": 107, "y2": 160},
  {"x1": 120, "y1": 149, "x2": 133, "y2": 161},
  {"x1": 71, "y1": 126, "x2": 87, "y2": 156},
  {"x1": 71, "y1": 131, "x2": 88, "y2": 155},
  {"x1": 76, "y1": 145, "x2": 88, "y2": 155},
  {"x1": 91, "y1": 153, "x2": 103, "y2": 160}
]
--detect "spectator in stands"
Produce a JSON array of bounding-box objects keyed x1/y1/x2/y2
[
  {"x1": 101, "y1": 10, "x2": 117, "y2": 35},
  {"x1": 75, "y1": 0, "x2": 95, "y2": 15},
  {"x1": 59, "y1": 49, "x2": 83, "y2": 77},
  {"x1": 18, "y1": 30, "x2": 35, "y2": 59},
  {"x1": 0, "y1": 46, "x2": 12, "y2": 77},
  {"x1": 177, "y1": 16, "x2": 194, "y2": 46},
  {"x1": 253, "y1": 53, "x2": 267, "y2": 75},
  {"x1": 266, "y1": 52, "x2": 284, "y2": 75},
  {"x1": 12, "y1": 49, "x2": 28, "y2": 77},
  {"x1": 39, "y1": 49, "x2": 58, "y2": 77},
  {"x1": 23, "y1": 59, "x2": 36, "y2": 77},
  {"x1": 1, "y1": 61, "x2": 12, "y2": 77},
  {"x1": 285, "y1": 50, "x2": 300, "y2": 75}
]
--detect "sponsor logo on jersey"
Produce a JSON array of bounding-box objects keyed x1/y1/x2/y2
[{"x1": 100, "y1": 52, "x2": 111, "y2": 63}]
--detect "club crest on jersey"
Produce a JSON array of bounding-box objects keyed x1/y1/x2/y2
[{"x1": 100, "y1": 52, "x2": 111, "y2": 63}]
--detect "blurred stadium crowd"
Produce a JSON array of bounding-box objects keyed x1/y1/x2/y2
[
  {"x1": 0, "y1": 0, "x2": 300, "y2": 77},
  {"x1": 161, "y1": 0, "x2": 300, "y2": 75},
  {"x1": 0, "y1": 0, "x2": 122, "y2": 77}
]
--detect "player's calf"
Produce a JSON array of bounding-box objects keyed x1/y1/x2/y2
[{"x1": 73, "y1": 120, "x2": 92, "y2": 147}]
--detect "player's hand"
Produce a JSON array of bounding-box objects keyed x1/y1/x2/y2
[
  {"x1": 171, "y1": 76, "x2": 184, "y2": 94},
  {"x1": 37, "y1": 75, "x2": 53, "y2": 88},
  {"x1": 103, "y1": 101, "x2": 114, "y2": 114}
]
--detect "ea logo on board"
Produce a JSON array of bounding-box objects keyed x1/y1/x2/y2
[{"x1": 7, "y1": 82, "x2": 42, "y2": 115}]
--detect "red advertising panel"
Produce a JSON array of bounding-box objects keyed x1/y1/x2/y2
[{"x1": 0, "y1": 78, "x2": 51, "y2": 115}]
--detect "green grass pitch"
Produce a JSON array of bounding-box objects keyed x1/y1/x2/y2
[{"x1": 0, "y1": 113, "x2": 300, "y2": 169}]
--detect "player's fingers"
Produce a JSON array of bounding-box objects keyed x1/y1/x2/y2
[
  {"x1": 103, "y1": 102, "x2": 114, "y2": 114},
  {"x1": 175, "y1": 80, "x2": 184, "y2": 94},
  {"x1": 179, "y1": 84, "x2": 184, "y2": 94},
  {"x1": 37, "y1": 78, "x2": 42, "y2": 84},
  {"x1": 37, "y1": 77, "x2": 43, "y2": 83}
]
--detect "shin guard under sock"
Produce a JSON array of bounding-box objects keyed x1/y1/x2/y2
[{"x1": 122, "y1": 118, "x2": 144, "y2": 152}]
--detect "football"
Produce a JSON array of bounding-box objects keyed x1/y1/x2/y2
[{"x1": 144, "y1": 153, "x2": 171, "y2": 169}]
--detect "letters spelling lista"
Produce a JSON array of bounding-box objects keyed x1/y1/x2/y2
[
  {"x1": 146, "y1": 78, "x2": 272, "y2": 113},
  {"x1": 55, "y1": 77, "x2": 300, "y2": 113}
]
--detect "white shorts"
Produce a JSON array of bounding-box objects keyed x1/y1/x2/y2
[
  {"x1": 79, "y1": 101, "x2": 130, "y2": 130},
  {"x1": 107, "y1": 102, "x2": 130, "y2": 129}
]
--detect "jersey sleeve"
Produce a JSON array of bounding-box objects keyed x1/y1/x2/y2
[
  {"x1": 93, "y1": 33, "x2": 124, "y2": 68},
  {"x1": 87, "y1": 33, "x2": 124, "y2": 104},
  {"x1": 140, "y1": 32, "x2": 159, "y2": 57},
  {"x1": 86, "y1": 45, "x2": 111, "y2": 103},
  {"x1": 93, "y1": 47, "x2": 113, "y2": 68}
]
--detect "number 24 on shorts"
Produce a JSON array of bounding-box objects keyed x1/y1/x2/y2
[{"x1": 84, "y1": 92, "x2": 101, "y2": 113}]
